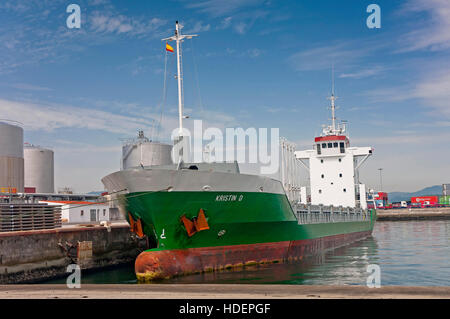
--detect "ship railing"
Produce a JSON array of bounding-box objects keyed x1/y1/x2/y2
[{"x1": 294, "y1": 204, "x2": 369, "y2": 225}]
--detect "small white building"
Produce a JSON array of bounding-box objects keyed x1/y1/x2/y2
[
  {"x1": 39, "y1": 200, "x2": 111, "y2": 223},
  {"x1": 295, "y1": 92, "x2": 373, "y2": 209}
]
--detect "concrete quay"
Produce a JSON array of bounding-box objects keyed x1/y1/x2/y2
[
  {"x1": 377, "y1": 207, "x2": 450, "y2": 221},
  {"x1": 0, "y1": 284, "x2": 449, "y2": 299},
  {"x1": 0, "y1": 222, "x2": 146, "y2": 284}
]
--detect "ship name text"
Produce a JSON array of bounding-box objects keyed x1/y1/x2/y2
[{"x1": 215, "y1": 194, "x2": 244, "y2": 202}]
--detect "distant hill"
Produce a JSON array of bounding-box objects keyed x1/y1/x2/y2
[{"x1": 389, "y1": 185, "x2": 442, "y2": 202}]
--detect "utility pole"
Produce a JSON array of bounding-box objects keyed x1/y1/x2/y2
[{"x1": 378, "y1": 168, "x2": 383, "y2": 191}]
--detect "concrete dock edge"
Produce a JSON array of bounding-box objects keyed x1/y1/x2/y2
[{"x1": 0, "y1": 284, "x2": 449, "y2": 299}]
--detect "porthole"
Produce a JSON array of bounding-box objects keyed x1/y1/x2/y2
[
  {"x1": 339, "y1": 173, "x2": 342, "y2": 178},
  {"x1": 321, "y1": 174, "x2": 324, "y2": 178},
  {"x1": 343, "y1": 188, "x2": 347, "y2": 192},
  {"x1": 319, "y1": 189, "x2": 322, "y2": 194}
]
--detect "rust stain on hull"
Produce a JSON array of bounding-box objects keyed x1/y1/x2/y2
[{"x1": 135, "y1": 230, "x2": 372, "y2": 282}]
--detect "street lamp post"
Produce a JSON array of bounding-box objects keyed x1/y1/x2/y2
[{"x1": 378, "y1": 168, "x2": 383, "y2": 192}]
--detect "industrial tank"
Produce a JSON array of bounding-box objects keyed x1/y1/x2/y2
[
  {"x1": 0, "y1": 121, "x2": 24, "y2": 193},
  {"x1": 121, "y1": 130, "x2": 173, "y2": 170},
  {"x1": 24, "y1": 144, "x2": 55, "y2": 193}
]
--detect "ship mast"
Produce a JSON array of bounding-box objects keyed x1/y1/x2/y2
[
  {"x1": 162, "y1": 21, "x2": 197, "y2": 136},
  {"x1": 323, "y1": 65, "x2": 346, "y2": 136},
  {"x1": 330, "y1": 65, "x2": 336, "y2": 132}
]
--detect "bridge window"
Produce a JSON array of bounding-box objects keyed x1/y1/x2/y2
[
  {"x1": 317, "y1": 144, "x2": 321, "y2": 155},
  {"x1": 328, "y1": 143, "x2": 332, "y2": 148},
  {"x1": 333, "y1": 142, "x2": 338, "y2": 147},
  {"x1": 340, "y1": 142, "x2": 345, "y2": 153},
  {"x1": 322, "y1": 143, "x2": 327, "y2": 148}
]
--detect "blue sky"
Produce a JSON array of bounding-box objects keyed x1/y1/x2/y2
[{"x1": 0, "y1": 0, "x2": 449, "y2": 193}]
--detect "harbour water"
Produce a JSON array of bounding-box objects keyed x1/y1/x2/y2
[{"x1": 43, "y1": 220, "x2": 450, "y2": 286}]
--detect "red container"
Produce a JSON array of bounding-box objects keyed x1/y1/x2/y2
[
  {"x1": 374, "y1": 192, "x2": 388, "y2": 200},
  {"x1": 24, "y1": 187, "x2": 36, "y2": 193},
  {"x1": 411, "y1": 196, "x2": 439, "y2": 205}
]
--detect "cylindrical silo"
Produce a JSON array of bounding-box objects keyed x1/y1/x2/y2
[
  {"x1": 122, "y1": 130, "x2": 173, "y2": 170},
  {"x1": 0, "y1": 121, "x2": 24, "y2": 193},
  {"x1": 24, "y1": 144, "x2": 54, "y2": 193}
]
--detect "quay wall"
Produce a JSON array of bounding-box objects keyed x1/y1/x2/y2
[
  {"x1": 377, "y1": 207, "x2": 450, "y2": 221},
  {"x1": 0, "y1": 224, "x2": 146, "y2": 284}
]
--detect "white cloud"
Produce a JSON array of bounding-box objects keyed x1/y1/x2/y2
[
  {"x1": 0, "y1": 3, "x2": 169, "y2": 74},
  {"x1": 352, "y1": 131, "x2": 450, "y2": 146},
  {"x1": 339, "y1": 66, "x2": 386, "y2": 79},
  {"x1": 89, "y1": 11, "x2": 167, "y2": 37},
  {"x1": 288, "y1": 41, "x2": 383, "y2": 72},
  {"x1": 186, "y1": 0, "x2": 266, "y2": 17},
  {"x1": 243, "y1": 48, "x2": 263, "y2": 58},
  {"x1": 363, "y1": 70, "x2": 450, "y2": 119},
  {"x1": 0, "y1": 98, "x2": 155, "y2": 134},
  {"x1": 234, "y1": 22, "x2": 248, "y2": 34},
  {"x1": 0, "y1": 98, "x2": 240, "y2": 143},
  {"x1": 185, "y1": 21, "x2": 211, "y2": 33},
  {"x1": 217, "y1": 17, "x2": 233, "y2": 29},
  {"x1": 54, "y1": 140, "x2": 119, "y2": 154},
  {"x1": 413, "y1": 72, "x2": 450, "y2": 117},
  {"x1": 10, "y1": 83, "x2": 53, "y2": 91},
  {"x1": 397, "y1": 0, "x2": 450, "y2": 52}
]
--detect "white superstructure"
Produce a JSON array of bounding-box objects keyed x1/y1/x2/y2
[{"x1": 295, "y1": 89, "x2": 373, "y2": 209}]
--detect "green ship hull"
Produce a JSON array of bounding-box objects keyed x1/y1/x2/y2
[{"x1": 124, "y1": 191, "x2": 376, "y2": 250}]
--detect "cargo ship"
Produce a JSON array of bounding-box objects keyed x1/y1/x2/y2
[{"x1": 101, "y1": 22, "x2": 377, "y2": 282}]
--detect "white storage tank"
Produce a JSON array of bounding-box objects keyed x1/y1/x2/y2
[
  {"x1": 24, "y1": 144, "x2": 55, "y2": 193},
  {"x1": 121, "y1": 130, "x2": 173, "y2": 170},
  {"x1": 0, "y1": 121, "x2": 24, "y2": 193}
]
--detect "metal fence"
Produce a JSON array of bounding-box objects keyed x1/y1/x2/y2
[
  {"x1": 294, "y1": 204, "x2": 370, "y2": 225},
  {"x1": 0, "y1": 203, "x2": 62, "y2": 232}
]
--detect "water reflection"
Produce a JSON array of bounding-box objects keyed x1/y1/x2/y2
[
  {"x1": 163, "y1": 237, "x2": 380, "y2": 285},
  {"x1": 42, "y1": 220, "x2": 450, "y2": 286}
]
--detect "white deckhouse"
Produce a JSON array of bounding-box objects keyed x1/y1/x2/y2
[{"x1": 295, "y1": 91, "x2": 373, "y2": 209}]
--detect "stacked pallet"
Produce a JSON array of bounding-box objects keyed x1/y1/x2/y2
[{"x1": 0, "y1": 203, "x2": 62, "y2": 232}]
